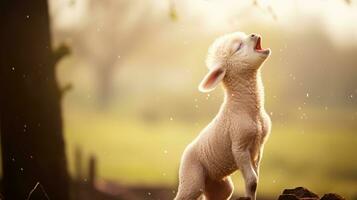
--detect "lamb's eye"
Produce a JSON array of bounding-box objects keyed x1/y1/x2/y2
[{"x1": 235, "y1": 43, "x2": 242, "y2": 52}]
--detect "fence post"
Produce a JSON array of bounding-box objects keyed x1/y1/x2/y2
[
  {"x1": 88, "y1": 155, "x2": 97, "y2": 189},
  {"x1": 74, "y1": 146, "x2": 83, "y2": 181}
]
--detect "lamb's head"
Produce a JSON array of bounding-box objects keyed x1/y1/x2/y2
[{"x1": 199, "y1": 32, "x2": 271, "y2": 92}]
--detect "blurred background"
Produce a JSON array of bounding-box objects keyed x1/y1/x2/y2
[{"x1": 6, "y1": 0, "x2": 357, "y2": 199}]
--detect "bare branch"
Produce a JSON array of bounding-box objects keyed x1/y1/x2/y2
[
  {"x1": 53, "y1": 43, "x2": 71, "y2": 65},
  {"x1": 60, "y1": 83, "x2": 73, "y2": 99},
  {"x1": 26, "y1": 182, "x2": 50, "y2": 200},
  {"x1": 252, "y1": 0, "x2": 278, "y2": 21},
  {"x1": 345, "y1": 0, "x2": 352, "y2": 4}
]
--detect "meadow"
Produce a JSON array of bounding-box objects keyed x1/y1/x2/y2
[{"x1": 64, "y1": 108, "x2": 357, "y2": 199}]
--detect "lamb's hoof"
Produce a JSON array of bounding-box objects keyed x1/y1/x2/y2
[
  {"x1": 282, "y1": 187, "x2": 319, "y2": 199},
  {"x1": 237, "y1": 197, "x2": 251, "y2": 200},
  {"x1": 320, "y1": 193, "x2": 345, "y2": 200}
]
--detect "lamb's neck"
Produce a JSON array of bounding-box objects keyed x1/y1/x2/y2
[{"x1": 223, "y1": 70, "x2": 265, "y2": 114}]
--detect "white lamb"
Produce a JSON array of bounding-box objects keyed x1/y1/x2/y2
[{"x1": 175, "y1": 32, "x2": 272, "y2": 200}]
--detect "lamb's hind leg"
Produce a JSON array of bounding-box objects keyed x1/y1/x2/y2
[
  {"x1": 204, "y1": 176, "x2": 234, "y2": 200},
  {"x1": 175, "y1": 155, "x2": 206, "y2": 200}
]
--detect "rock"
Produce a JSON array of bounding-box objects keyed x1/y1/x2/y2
[
  {"x1": 282, "y1": 187, "x2": 319, "y2": 199},
  {"x1": 300, "y1": 198, "x2": 322, "y2": 200},
  {"x1": 236, "y1": 187, "x2": 344, "y2": 200},
  {"x1": 237, "y1": 197, "x2": 251, "y2": 200},
  {"x1": 278, "y1": 194, "x2": 300, "y2": 200},
  {"x1": 320, "y1": 193, "x2": 345, "y2": 200}
]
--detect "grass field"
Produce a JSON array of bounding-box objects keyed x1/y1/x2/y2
[{"x1": 64, "y1": 109, "x2": 357, "y2": 199}]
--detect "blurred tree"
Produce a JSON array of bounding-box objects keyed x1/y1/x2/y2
[
  {"x1": 54, "y1": 0, "x2": 155, "y2": 108},
  {"x1": 0, "y1": 0, "x2": 70, "y2": 199}
]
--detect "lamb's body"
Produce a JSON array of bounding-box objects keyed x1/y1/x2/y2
[
  {"x1": 198, "y1": 72, "x2": 269, "y2": 179},
  {"x1": 175, "y1": 32, "x2": 272, "y2": 200}
]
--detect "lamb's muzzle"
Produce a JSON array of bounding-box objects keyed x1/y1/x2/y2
[{"x1": 253, "y1": 35, "x2": 270, "y2": 55}]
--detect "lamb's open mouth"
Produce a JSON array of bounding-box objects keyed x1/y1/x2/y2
[{"x1": 254, "y1": 37, "x2": 270, "y2": 54}]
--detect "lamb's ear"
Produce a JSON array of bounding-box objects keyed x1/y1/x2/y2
[{"x1": 198, "y1": 67, "x2": 226, "y2": 93}]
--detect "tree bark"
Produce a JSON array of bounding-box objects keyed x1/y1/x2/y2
[{"x1": 0, "y1": 0, "x2": 70, "y2": 199}]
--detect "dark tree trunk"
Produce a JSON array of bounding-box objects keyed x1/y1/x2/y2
[{"x1": 0, "y1": 0, "x2": 70, "y2": 199}]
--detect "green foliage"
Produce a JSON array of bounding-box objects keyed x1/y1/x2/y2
[
  {"x1": 169, "y1": 6, "x2": 178, "y2": 21},
  {"x1": 168, "y1": 0, "x2": 178, "y2": 21}
]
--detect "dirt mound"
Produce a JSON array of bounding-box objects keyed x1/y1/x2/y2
[
  {"x1": 237, "y1": 187, "x2": 345, "y2": 200},
  {"x1": 279, "y1": 187, "x2": 319, "y2": 200},
  {"x1": 278, "y1": 187, "x2": 345, "y2": 200}
]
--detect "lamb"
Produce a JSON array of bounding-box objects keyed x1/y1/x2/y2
[{"x1": 174, "y1": 32, "x2": 272, "y2": 200}]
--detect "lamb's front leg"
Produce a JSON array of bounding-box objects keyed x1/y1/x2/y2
[
  {"x1": 232, "y1": 149, "x2": 258, "y2": 200},
  {"x1": 253, "y1": 148, "x2": 263, "y2": 177}
]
